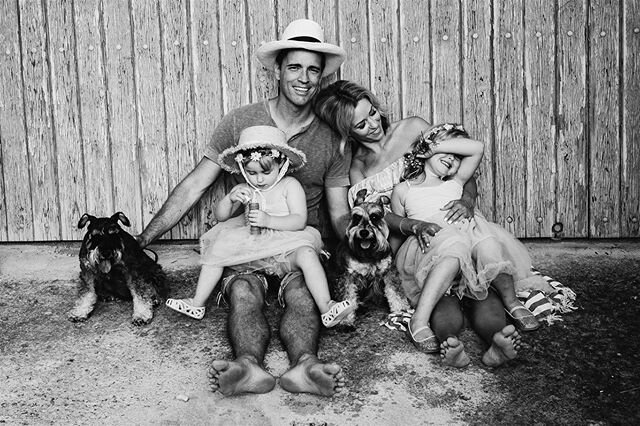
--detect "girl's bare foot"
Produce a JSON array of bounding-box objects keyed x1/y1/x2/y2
[
  {"x1": 207, "y1": 356, "x2": 276, "y2": 396},
  {"x1": 440, "y1": 337, "x2": 471, "y2": 368},
  {"x1": 279, "y1": 354, "x2": 345, "y2": 396},
  {"x1": 482, "y1": 325, "x2": 522, "y2": 367}
]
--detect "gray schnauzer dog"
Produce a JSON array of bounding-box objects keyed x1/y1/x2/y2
[
  {"x1": 69, "y1": 212, "x2": 168, "y2": 325},
  {"x1": 331, "y1": 189, "x2": 410, "y2": 327}
]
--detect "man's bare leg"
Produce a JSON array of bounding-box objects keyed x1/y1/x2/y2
[
  {"x1": 278, "y1": 274, "x2": 346, "y2": 396},
  {"x1": 208, "y1": 276, "x2": 276, "y2": 395}
]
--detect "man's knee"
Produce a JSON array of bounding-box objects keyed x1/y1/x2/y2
[
  {"x1": 227, "y1": 276, "x2": 265, "y2": 306},
  {"x1": 282, "y1": 274, "x2": 314, "y2": 308}
]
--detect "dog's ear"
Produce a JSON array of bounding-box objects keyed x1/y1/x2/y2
[
  {"x1": 78, "y1": 214, "x2": 95, "y2": 229},
  {"x1": 112, "y1": 212, "x2": 131, "y2": 227},
  {"x1": 354, "y1": 189, "x2": 368, "y2": 206},
  {"x1": 378, "y1": 195, "x2": 391, "y2": 207}
]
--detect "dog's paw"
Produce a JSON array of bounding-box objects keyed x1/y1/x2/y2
[
  {"x1": 131, "y1": 316, "x2": 152, "y2": 326},
  {"x1": 131, "y1": 308, "x2": 153, "y2": 326},
  {"x1": 68, "y1": 312, "x2": 89, "y2": 322}
]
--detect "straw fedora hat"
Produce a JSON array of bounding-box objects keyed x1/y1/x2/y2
[
  {"x1": 218, "y1": 126, "x2": 307, "y2": 173},
  {"x1": 256, "y1": 19, "x2": 346, "y2": 77}
]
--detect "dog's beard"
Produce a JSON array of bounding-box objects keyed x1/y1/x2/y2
[
  {"x1": 346, "y1": 224, "x2": 391, "y2": 261},
  {"x1": 89, "y1": 249, "x2": 122, "y2": 274}
]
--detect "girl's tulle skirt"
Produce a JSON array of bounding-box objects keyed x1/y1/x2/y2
[
  {"x1": 200, "y1": 215, "x2": 322, "y2": 278},
  {"x1": 396, "y1": 227, "x2": 482, "y2": 307},
  {"x1": 465, "y1": 213, "x2": 550, "y2": 291},
  {"x1": 395, "y1": 211, "x2": 549, "y2": 307}
]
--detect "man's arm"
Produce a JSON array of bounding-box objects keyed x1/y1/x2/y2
[
  {"x1": 137, "y1": 158, "x2": 222, "y2": 247},
  {"x1": 442, "y1": 175, "x2": 477, "y2": 224},
  {"x1": 324, "y1": 186, "x2": 351, "y2": 239}
]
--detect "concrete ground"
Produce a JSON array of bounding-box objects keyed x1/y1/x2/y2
[{"x1": 0, "y1": 239, "x2": 638, "y2": 425}]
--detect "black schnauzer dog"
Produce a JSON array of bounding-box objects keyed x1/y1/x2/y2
[
  {"x1": 330, "y1": 189, "x2": 410, "y2": 327},
  {"x1": 69, "y1": 212, "x2": 168, "y2": 325}
]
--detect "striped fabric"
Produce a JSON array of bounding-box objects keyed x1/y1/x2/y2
[{"x1": 382, "y1": 269, "x2": 577, "y2": 330}]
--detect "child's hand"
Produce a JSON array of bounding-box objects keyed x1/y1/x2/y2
[
  {"x1": 247, "y1": 209, "x2": 271, "y2": 228},
  {"x1": 229, "y1": 186, "x2": 252, "y2": 204}
]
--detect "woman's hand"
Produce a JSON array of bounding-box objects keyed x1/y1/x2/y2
[
  {"x1": 442, "y1": 199, "x2": 474, "y2": 224},
  {"x1": 409, "y1": 220, "x2": 441, "y2": 253}
]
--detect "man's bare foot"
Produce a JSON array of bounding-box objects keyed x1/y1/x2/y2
[
  {"x1": 207, "y1": 356, "x2": 276, "y2": 396},
  {"x1": 482, "y1": 325, "x2": 522, "y2": 367},
  {"x1": 440, "y1": 337, "x2": 471, "y2": 368},
  {"x1": 279, "y1": 354, "x2": 345, "y2": 396}
]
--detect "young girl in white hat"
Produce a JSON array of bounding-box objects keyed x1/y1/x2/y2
[{"x1": 166, "y1": 125, "x2": 354, "y2": 327}]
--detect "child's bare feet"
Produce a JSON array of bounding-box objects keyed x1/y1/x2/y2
[
  {"x1": 279, "y1": 354, "x2": 345, "y2": 396},
  {"x1": 207, "y1": 356, "x2": 276, "y2": 396},
  {"x1": 481, "y1": 325, "x2": 522, "y2": 367},
  {"x1": 440, "y1": 337, "x2": 471, "y2": 368}
]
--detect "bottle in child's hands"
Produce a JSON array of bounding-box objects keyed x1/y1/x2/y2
[{"x1": 248, "y1": 191, "x2": 261, "y2": 235}]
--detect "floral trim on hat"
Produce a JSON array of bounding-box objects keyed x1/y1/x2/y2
[
  {"x1": 235, "y1": 149, "x2": 281, "y2": 166},
  {"x1": 402, "y1": 123, "x2": 466, "y2": 181}
]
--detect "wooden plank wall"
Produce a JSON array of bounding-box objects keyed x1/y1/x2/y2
[{"x1": 0, "y1": 0, "x2": 638, "y2": 242}]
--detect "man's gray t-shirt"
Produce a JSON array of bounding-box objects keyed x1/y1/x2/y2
[{"x1": 204, "y1": 101, "x2": 351, "y2": 240}]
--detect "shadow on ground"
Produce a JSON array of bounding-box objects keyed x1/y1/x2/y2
[{"x1": 0, "y1": 240, "x2": 638, "y2": 425}]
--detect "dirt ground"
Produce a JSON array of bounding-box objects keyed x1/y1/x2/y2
[{"x1": 1, "y1": 240, "x2": 639, "y2": 425}]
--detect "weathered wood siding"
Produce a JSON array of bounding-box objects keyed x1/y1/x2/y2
[{"x1": 0, "y1": 0, "x2": 638, "y2": 241}]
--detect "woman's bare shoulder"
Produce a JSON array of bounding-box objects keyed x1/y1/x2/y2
[
  {"x1": 396, "y1": 116, "x2": 432, "y2": 133},
  {"x1": 387, "y1": 117, "x2": 431, "y2": 151}
]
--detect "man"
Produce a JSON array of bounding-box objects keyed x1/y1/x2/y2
[{"x1": 137, "y1": 19, "x2": 350, "y2": 396}]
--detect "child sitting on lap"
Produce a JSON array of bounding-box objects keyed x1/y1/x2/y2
[
  {"x1": 392, "y1": 123, "x2": 542, "y2": 354},
  {"x1": 166, "y1": 125, "x2": 354, "y2": 327}
]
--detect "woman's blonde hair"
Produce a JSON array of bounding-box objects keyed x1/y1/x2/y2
[{"x1": 314, "y1": 80, "x2": 389, "y2": 155}]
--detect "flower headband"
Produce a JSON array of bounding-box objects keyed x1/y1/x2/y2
[
  {"x1": 419, "y1": 123, "x2": 466, "y2": 147},
  {"x1": 234, "y1": 148, "x2": 283, "y2": 165},
  {"x1": 402, "y1": 123, "x2": 466, "y2": 181}
]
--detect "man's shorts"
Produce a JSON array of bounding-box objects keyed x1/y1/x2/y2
[{"x1": 215, "y1": 270, "x2": 303, "y2": 308}]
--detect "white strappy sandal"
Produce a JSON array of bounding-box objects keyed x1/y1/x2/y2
[
  {"x1": 166, "y1": 298, "x2": 206, "y2": 320},
  {"x1": 321, "y1": 300, "x2": 356, "y2": 328}
]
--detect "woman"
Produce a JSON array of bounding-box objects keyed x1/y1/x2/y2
[{"x1": 314, "y1": 80, "x2": 521, "y2": 367}]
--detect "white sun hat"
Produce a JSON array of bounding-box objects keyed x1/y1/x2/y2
[
  {"x1": 256, "y1": 19, "x2": 346, "y2": 77},
  {"x1": 218, "y1": 126, "x2": 307, "y2": 174}
]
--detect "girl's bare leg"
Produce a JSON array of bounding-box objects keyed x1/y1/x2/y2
[
  {"x1": 410, "y1": 257, "x2": 461, "y2": 340},
  {"x1": 288, "y1": 248, "x2": 332, "y2": 313},
  {"x1": 191, "y1": 265, "x2": 224, "y2": 307}
]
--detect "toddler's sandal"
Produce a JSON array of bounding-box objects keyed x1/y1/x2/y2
[
  {"x1": 406, "y1": 323, "x2": 439, "y2": 353},
  {"x1": 321, "y1": 300, "x2": 356, "y2": 328},
  {"x1": 166, "y1": 298, "x2": 206, "y2": 320},
  {"x1": 505, "y1": 305, "x2": 540, "y2": 332}
]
